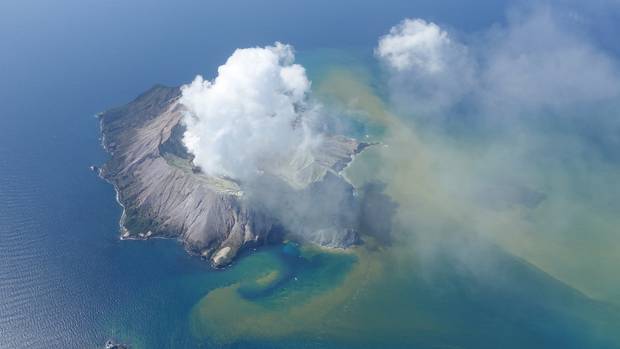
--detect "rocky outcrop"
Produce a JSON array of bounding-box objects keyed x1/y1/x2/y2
[
  {"x1": 99, "y1": 85, "x2": 366, "y2": 267},
  {"x1": 104, "y1": 339, "x2": 128, "y2": 349}
]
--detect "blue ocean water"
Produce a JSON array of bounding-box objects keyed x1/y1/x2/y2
[{"x1": 2, "y1": 1, "x2": 620, "y2": 348}]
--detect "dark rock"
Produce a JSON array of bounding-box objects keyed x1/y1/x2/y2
[{"x1": 104, "y1": 339, "x2": 128, "y2": 349}]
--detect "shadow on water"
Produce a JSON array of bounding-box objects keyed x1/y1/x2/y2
[{"x1": 357, "y1": 181, "x2": 399, "y2": 245}]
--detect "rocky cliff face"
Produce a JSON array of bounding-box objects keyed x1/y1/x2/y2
[{"x1": 99, "y1": 85, "x2": 367, "y2": 267}]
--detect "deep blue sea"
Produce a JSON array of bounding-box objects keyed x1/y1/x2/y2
[{"x1": 2, "y1": 1, "x2": 620, "y2": 348}]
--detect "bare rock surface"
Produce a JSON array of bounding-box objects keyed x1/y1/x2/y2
[{"x1": 99, "y1": 85, "x2": 366, "y2": 267}]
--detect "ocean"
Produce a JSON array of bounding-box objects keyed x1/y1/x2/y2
[{"x1": 2, "y1": 1, "x2": 620, "y2": 348}]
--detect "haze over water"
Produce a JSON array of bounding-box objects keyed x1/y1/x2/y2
[{"x1": 2, "y1": 1, "x2": 620, "y2": 348}]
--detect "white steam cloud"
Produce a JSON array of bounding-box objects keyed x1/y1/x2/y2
[
  {"x1": 180, "y1": 42, "x2": 319, "y2": 181},
  {"x1": 376, "y1": 7, "x2": 620, "y2": 121},
  {"x1": 376, "y1": 18, "x2": 460, "y2": 73},
  {"x1": 375, "y1": 18, "x2": 476, "y2": 117}
]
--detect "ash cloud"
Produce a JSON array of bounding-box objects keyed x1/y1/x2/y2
[{"x1": 366, "y1": 4, "x2": 620, "y2": 301}]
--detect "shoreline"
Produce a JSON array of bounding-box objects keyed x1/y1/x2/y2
[{"x1": 98, "y1": 115, "x2": 131, "y2": 240}]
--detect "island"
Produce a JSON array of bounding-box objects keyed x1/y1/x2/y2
[{"x1": 98, "y1": 85, "x2": 369, "y2": 267}]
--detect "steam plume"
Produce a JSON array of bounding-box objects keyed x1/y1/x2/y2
[{"x1": 180, "y1": 42, "x2": 320, "y2": 182}]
